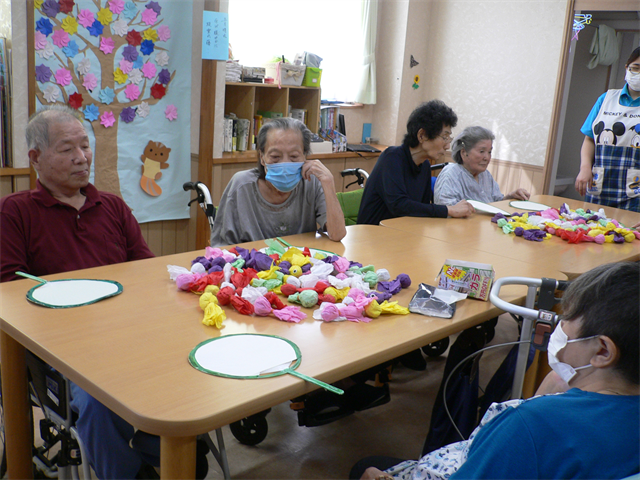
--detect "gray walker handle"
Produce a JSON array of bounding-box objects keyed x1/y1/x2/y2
[{"x1": 490, "y1": 277, "x2": 562, "y2": 399}]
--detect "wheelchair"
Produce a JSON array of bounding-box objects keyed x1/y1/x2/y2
[
  {"x1": 1, "y1": 351, "x2": 231, "y2": 479},
  {"x1": 0, "y1": 351, "x2": 92, "y2": 480}
]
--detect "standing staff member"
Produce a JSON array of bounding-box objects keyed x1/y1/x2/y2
[{"x1": 576, "y1": 47, "x2": 640, "y2": 211}]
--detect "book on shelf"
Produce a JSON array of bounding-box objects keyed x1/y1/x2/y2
[
  {"x1": 232, "y1": 119, "x2": 238, "y2": 152},
  {"x1": 253, "y1": 115, "x2": 263, "y2": 148},
  {"x1": 290, "y1": 108, "x2": 307, "y2": 124},
  {"x1": 236, "y1": 118, "x2": 250, "y2": 152},
  {"x1": 257, "y1": 110, "x2": 283, "y2": 119},
  {"x1": 320, "y1": 105, "x2": 340, "y2": 131},
  {"x1": 223, "y1": 116, "x2": 234, "y2": 153},
  {"x1": 318, "y1": 128, "x2": 347, "y2": 153}
]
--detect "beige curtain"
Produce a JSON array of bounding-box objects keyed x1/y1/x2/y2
[{"x1": 355, "y1": 0, "x2": 377, "y2": 104}]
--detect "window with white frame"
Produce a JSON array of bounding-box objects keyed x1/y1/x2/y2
[{"x1": 227, "y1": 0, "x2": 366, "y2": 102}]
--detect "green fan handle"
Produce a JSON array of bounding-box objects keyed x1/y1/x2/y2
[
  {"x1": 15, "y1": 272, "x2": 47, "y2": 284},
  {"x1": 285, "y1": 368, "x2": 344, "y2": 395},
  {"x1": 276, "y1": 237, "x2": 293, "y2": 248}
]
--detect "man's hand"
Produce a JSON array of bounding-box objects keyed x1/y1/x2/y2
[{"x1": 447, "y1": 199, "x2": 474, "y2": 218}]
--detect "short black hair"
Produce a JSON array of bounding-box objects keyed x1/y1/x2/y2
[
  {"x1": 403, "y1": 100, "x2": 458, "y2": 148},
  {"x1": 561, "y1": 261, "x2": 639, "y2": 385}
]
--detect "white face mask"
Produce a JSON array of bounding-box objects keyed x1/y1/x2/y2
[
  {"x1": 547, "y1": 322, "x2": 597, "y2": 384},
  {"x1": 625, "y1": 69, "x2": 640, "y2": 91}
]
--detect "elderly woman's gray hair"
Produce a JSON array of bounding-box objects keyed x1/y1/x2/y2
[
  {"x1": 451, "y1": 126, "x2": 495, "y2": 164},
  {"x1": 26, "y1": 105, "x2": 84, "y2": 151},
  {"x1": 255, "y1": 117, "x2": 312, "y2": 179}
]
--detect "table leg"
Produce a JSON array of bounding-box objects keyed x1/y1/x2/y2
[
  {"x1": 160, "y1": 435, "x2": 196, "y2": 479},
  {"x1": 1, "y1": 330, "x2": 33, "y2": 479}
]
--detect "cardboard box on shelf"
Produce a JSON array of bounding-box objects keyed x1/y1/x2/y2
[{"x1": 264, "y1": 62, "x2": 305, "y2": 86}]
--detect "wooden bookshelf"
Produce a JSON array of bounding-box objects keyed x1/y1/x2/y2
[{"x1": 223, "y1": 82, "x2": 321, "y2": 156}]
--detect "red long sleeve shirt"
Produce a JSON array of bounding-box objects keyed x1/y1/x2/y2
[{"x1": 0, "y1": 181, "x2": 154, "y2": 283}]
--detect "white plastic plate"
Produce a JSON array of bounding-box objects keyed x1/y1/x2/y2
[
  {"x1": 508, "y1": 200, "x2": 552, "y2": 211},
  {"x1": 467, "y1": 200, "x2": 511, "y2": 216}
]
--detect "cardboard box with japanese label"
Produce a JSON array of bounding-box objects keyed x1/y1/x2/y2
[{"x1": 436, "y1": 259, "x2": 495, "y2": 301}]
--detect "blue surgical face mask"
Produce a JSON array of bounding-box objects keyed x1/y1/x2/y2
[{"x1": 264, "y1": 162, "x2": 304, "y2": 192}]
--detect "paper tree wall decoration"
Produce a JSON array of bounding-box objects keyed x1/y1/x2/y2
[{"x1": 34, "y1": 0, "x2": 177, "y2": 198}]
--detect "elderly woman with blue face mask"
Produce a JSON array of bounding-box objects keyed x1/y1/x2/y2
[
  {"x1": 576, "y1": 47, "x2": 640, "y2": 211},
  {"x1": 352, "y1": 261, "x2": 639, "y2": 480},
  {"x1": 210, "y1": 117, "x2": 346, "y2": 247}
]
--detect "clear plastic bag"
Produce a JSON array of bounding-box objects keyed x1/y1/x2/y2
[{"x1": 408, "y1": 283, "x2": 467, "y2": 319}]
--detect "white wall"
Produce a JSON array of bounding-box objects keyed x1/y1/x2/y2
[{"x1": 426, "y1": 0, "x2": 566, "y2": 167}]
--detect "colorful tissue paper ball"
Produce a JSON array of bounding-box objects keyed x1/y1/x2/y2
[
  {"x1": 397, "y1": 274, "x2": 411, "y2": 289},
  {"x1": 230, "y1": 295, "x2": 254, "y2": 315},
  {"x1": 318, "y1": 293, "x2": 336, "y2": 303},
  {"x1": 204, "y1": 285, "x2": 219, "y2": 295},
  {"x1": 320, "y1": 304, "x2": 341, "y2": 322},
  {"x1": 289, "y1": 265, "x2": 303, "y2": 277},
  {"x1": 273, "y1": 306, "x2": 306, "y2": 323},
  {"x1": 363, "y1": 271, "x2": 379, "y2": 288},
  {"x1": 365, "y1": 300, "x2": 382, "y2": 318},
  {"x1": 216, "y1": 286, "x2": 235, "y2": 306},
  {"x1": 202, "y1": 302, "x2": 226, "y2": 328},
  {"x1": 199, "y1": 292, "x2": 217, "y2": 310},
  {"x1": 264, "y1": 292, "x2": 285, "y2": 310},
  {"x1": 253, "y1": 296, "x2": 273, "y2": 316},
  {"x1": 281, "y1": 284, "x2": 298, "y2": 296},
  {"x1": 262, "y1": 279, "x2": 282, "y2": 291},
  {"x1": 298, "y1": 290, "x2": 318, "y2": 308}
]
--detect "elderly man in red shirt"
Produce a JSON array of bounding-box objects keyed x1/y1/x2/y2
[{"x1": 0, "y1": 105, "x2": 171, "y2": 479}]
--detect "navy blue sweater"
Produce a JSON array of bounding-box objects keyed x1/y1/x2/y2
[{"x1": 357, "y1": 144, "x2": 448, "y2": 225}]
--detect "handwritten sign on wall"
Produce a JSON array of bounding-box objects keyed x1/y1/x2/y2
[{"x1": 202, "y1": 11, "x2": 229, "y2": 60}]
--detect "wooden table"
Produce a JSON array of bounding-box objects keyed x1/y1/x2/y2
[
  {"x1": 0, "y1": 225, "x2": 565, "y2": 479},
  {"x1": 381, "y1": 195, "x2": 640, "y2": 279}
]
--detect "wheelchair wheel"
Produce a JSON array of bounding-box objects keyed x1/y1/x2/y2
[
  {"x1": 229, "y1": 414, "x2": 268, "y2": 446},
  {"x1": 422, "y1": 337, "x2": 450, "y2": 357}
]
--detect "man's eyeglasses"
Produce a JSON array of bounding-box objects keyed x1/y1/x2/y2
[{"x1": 438, "y1": 134, "x2": 453, "y2": 143}]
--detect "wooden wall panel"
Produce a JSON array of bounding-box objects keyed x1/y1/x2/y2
[
  {"x1": 487, "y1": 158, "x2": 545, "y2": 197},
  {"x1": 0, "y1": 177, "x2": 13, "y2": 197}
]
